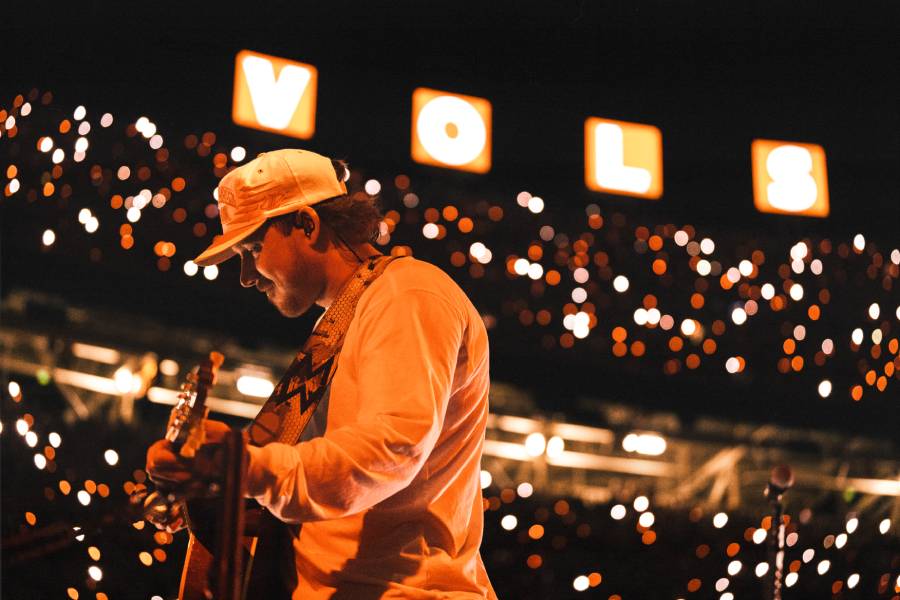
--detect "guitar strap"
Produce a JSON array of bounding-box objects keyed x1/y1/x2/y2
[{"x1": 247, "y1": 254, "x2": 401, "y2": 448}]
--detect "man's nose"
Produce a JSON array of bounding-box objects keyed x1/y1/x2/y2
[{"x1": 239, "y1": 255, "x2": 259, "y2": 288}]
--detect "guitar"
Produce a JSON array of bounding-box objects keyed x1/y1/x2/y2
[{"x1": 140, "y1": 352, "x2": 253, "y2": 600}]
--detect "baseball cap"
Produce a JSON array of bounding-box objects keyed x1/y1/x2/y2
[{"x1": 193, "y1": 149, "x2": 348, "y2": 266}]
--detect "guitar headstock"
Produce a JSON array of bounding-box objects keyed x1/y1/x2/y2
[{"x1": 165, "y1": 352, "x2": 225, "y2": 457}]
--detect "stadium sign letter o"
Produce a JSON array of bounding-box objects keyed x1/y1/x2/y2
[{"x1": 411, "y1": 88, "x2": 492, "y2": 173}]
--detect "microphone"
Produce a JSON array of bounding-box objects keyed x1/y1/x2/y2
[{"x1": 766, "y1": 465, "x2": 795, "y2": 499}]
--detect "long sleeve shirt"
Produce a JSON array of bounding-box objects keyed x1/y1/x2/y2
[{"x1": 245, "y1": 258, "x2": 497, "y2": 599}]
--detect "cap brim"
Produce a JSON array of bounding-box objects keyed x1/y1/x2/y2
[{"x1": 193, "y1": 221, "x2": 265, "y2": 267}]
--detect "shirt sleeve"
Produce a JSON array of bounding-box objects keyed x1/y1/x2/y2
[{"x1": 244, "y1": 288, "x2": 464, "y2": 523}]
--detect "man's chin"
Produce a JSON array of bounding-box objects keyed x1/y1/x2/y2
[{"x1": 270, "y1": 297, "x2": 305, "y2": 318}]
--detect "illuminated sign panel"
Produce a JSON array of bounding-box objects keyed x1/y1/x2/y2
[
  {"x1": 411, "y1": 87, "x2": 491, "y2": 173},
  {"x1": 751, "y1": 139, "x2": 829, "y2": 217},
  {"x1": 585, "y1": 117, "x2": 663, "y2": 200},
  {"x1": 232, "y1": 50, "x2": 318, "y2": 139}
]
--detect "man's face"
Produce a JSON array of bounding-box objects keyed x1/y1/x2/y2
[{"x1": 233, "y1": 222, "x2": 324, "y2": 318}]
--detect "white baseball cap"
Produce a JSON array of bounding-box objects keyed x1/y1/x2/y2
[{"x1": 193, "y1": 149, "x2": 347, "y2": 266}]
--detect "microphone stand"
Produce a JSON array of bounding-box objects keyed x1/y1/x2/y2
[{"x1": 765, "y1": 465, "x2": 794, "y2": 600}]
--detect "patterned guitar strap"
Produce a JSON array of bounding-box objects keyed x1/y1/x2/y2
[{"x1": 247, "y1": 254, "x2": 400, "y2": 448}]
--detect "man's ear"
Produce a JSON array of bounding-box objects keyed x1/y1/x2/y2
[{"x1": 296, "y1": 207, "x2": 321, "y2": 244}]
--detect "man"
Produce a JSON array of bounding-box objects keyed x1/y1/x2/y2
[{"x1": 146, "y1": 149, "x2": 497, "y2": 599}]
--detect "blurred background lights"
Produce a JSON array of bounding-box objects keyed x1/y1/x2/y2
[
  {"x1": 34, "y1": 454, "x2": 47, "y2": 469},
  {"x1": 104, "y1": 449, "x2": 119, "y2": 466},
  {"x1": 696, "y1": 259, "x2": 711, "y2": 276},
  {"x1": 817, "y1": 380, "x2": 831, "y2": 398},
  {"x1": 573, "y1": 575, "x2": 589, "y2": 592},
  {"x1": 126, "y1": 207, "x2": 141, "y2": 223},
  {"x1": 479, "y1": 469, "x2": 492, "y2": 489},
  {"x1": 77, "y1": 490, "x2": 91, "y2": 506},
  {"x1": 715, "y1": 577, "x2": 729, "y2": 592},
  {"x1": 516, "y1": 482, "x2": 533, "y2": 498},
  {"x1": 183, "y1": 260, "x2": 199, "y2": 276},
  {"x1": 785, "y1": 572, "x2": 798, "y2": 587},
  {"x1": 16, "y1": 419, "x2": 29, "y2": 435},
  {"x1": 39, "y1": 136, "x2": 53, "y2": 152},
  {"x1": 48, "y1": 432, "x2": 61, "y2": 448},
  {"x1": 802, "y1": 548, "x2": 815, "y2": 562},
  {"x1": 845, "y1": 516, "x2": 858, "y2": 534},
  {"x1": 100, "y1": 112, "x2": 113, "y2": 127},
  {"x1": 633, "y1": 308, "x2": 648, "y2": 326},
  {"x1": 788, "y1": 283, "x2": 803, "y2": 301},
  {"x1": 847, "y1": 573, "x2": 859, "y2": 589},
  {"x1": 610, "y1": 504, "x2": 626, "y2": 520},
  {"x1": 622, "y1": 432, "x2": 666, "y2": 455},
  {"x1": 633, "y1": 496, "x2": 649, "y2": 512},
  {"x1": 879, "y1": 518, "x2": 891, "y2": 534},
  {"x1": 754, "y1": 562, "x2": 769, "y2": 577},
  {"x1": 513, "y1": 258, "x2": 529, "y2": 276},
  {"x1": 713, "y1": 512, "x2": 728, "y2": 528},
  {"x1": 8, "y1": 381, "x2": 21, "y2": 397},
  {"x1": 236, "y1": 374, "x2": 275, "y2": 398},
  {"x1": 834, "y1": 533, "x2": 847, "y2": 548},
  {"x1": 88, "y1": 566, "x2": 102, "y2": 581},
  {"x1": 852, "y1": 234, "x2": 865, "y2": 251},
  {"x1": 73, "y1": 105, "x2": 86, "y2": 120},
  {"x1": 500, "y1": 514, "x2": 517, "y2": 531},
  {"x1": 731, "y1": 307, "x2": 747, "y2": 325},
  {"x1": 613, "y1": 275, "x2": 629, "y2": 292},
  {"x1": 760, "y1": 283, "x2": 775, "y2": 299},
  {"x1": 364, "y1": 179, "x2": 381, "y2": 195},
  {"x1": 527, "y1": 263, "x2": 543, "y2": 280},
  {"x1": 638, "y1": 511, "x2": 655, "y2": 528},
  {"x1": 546, "y1": 435, "x2": 565, "y2": 458},
  {"x1": 867, "y1": 303, "x2": 879, "y2": 319},
  {"x1": 230, "y1": 146, "x2": 246, "y2": 162},
  {"x1": 527, "y1": 196, "x2": 544, "y2": 214},
  {"x1": 851, "y1": 328, "x2": 863, "y2": 345},
  {"x1": 422, "y1": 223, "x2": 439, "y2": 239},
  {"x1": 42, "y1": 229, "x2": 56, "y2": 246},
  {"x1": 524, "y1": 432, "x2": 546, "y2": 456},
  {"x1": 680, "y1": 319, "x2": 697, "y2": 336},
  {"x1": 113, "y1": 366, "x2": 138, "y2": 394},
  {"x1": 816, "y1": 559, "x2": 830, "y2": 575},
  {"x1": 516, "y1": 191, "x2": 531, "y2": 207},
  {"x1": 752, "y1": 528, "x2": 767, "y2": 544},
  {"x1": 699, "y1": 238, "x2": 715, "y2": 254},
  {"x1": 25, "y1": 431, "x2": 38, "y2": 447},
  {"x1": 203, "y1": 265, "x2": 219, "y2": 280}
]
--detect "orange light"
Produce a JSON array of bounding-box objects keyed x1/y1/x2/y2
[
  {"x1": 232, "y1": 49, "x2": 317, "y2": 139},
  {"x1": 585, "y1": 117, "x2": 663, "y2": 199},
  {"x1": 411, "y1": 87, "x2": 491, "y2": 173},
  {"x1": 171, "y1": 177, "x2": 186, "y2": 192},
  {"x1": 612, "y1": 326, "x2": 627, "y2": 342},
  {"x1": 457, "y1": 217, "x2": 474, "y2": 233},
  {"x1": 751, "y1": 139, "x2": 829, "y2": 217},
  {"x1": 545, "y1": 270, "x2": 560, "y2": 285}
]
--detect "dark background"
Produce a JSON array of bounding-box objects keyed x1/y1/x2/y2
[{"x1": 3, "y1": 1, "x2": 899, "y2": 431}]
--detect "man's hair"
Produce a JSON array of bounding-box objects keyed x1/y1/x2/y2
[{"x1": 268, "y1": 159, "x2": 382, "y2": 244}]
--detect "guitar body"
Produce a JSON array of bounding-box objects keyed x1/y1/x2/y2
[{"x1": 179, "y1": 499, "x2": 292, "y2": 600}]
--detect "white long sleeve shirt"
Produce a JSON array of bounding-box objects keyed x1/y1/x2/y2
[{"x1": 245, "y1": 258, "x2": 497, "y2": 599}]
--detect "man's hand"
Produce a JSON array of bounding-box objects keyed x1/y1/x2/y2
[{"x1": 146, "y1": 419, "x2": 232, "y2": 488}]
